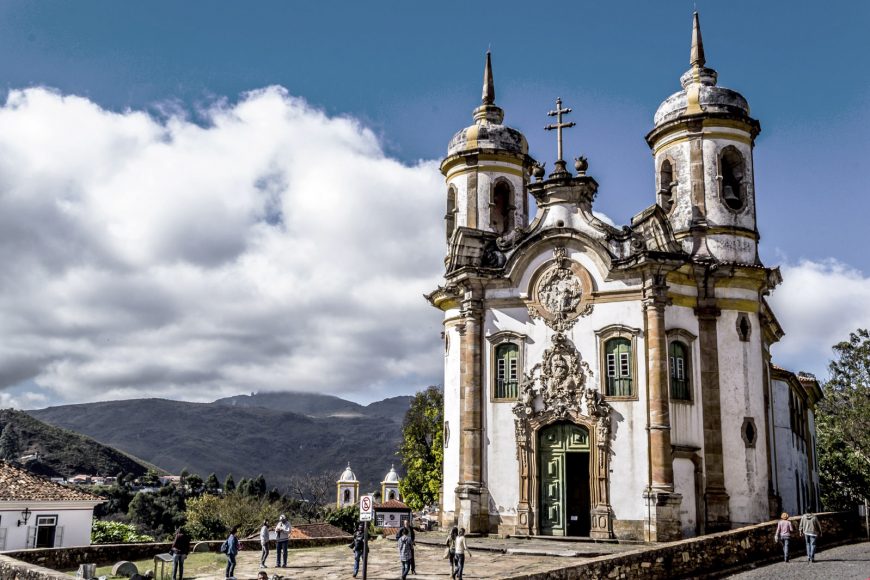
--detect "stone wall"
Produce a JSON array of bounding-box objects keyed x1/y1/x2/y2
[
  {"x1": 501, "y1": 511, "x2": 861, "y2": 580},
  {"x1": 1, "y1": 537, "x2": 349, "y2": 575},
  {"x1": 0, "y1": 555, "x2": 70, "y2": 580}
]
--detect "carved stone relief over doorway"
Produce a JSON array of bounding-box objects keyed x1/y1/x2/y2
[{"x1": 512, "y1": 332, "x2": 614, "y2": 538}]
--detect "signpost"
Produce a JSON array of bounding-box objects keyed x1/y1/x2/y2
[{"x1": 359, "y1": 495, "x2": 373, "y2": 579}]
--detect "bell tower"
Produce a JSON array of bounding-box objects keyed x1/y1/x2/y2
[
  {"x1": 441, "y1": 53, "x2": 534, "y2": 245},
  {"x1": 646, "y1": 12, "x2": 762, "y2": 265}
]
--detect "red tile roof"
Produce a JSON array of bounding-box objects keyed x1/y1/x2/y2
[
  {"x1": 375, "y1": 500, "x2": 410, "y2": 510},
  {"x1": 0, "y1": 462, "x2": 103, "y2": 502},
  {"x1": 291, "y1": 523, "x2": 349, "y2": 539}
]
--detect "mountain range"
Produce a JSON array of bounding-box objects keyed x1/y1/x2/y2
[
  {"x1": 0, "y1": 409, "x2": 153, "y2": 479},
  {"x1": 29, "y1": 391, "x2": 412, "y2": 491}
]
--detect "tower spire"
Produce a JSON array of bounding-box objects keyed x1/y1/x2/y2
[
  {"x1": 482, "y1": 51, "x2": 495, "y2": 105},
  {"x1": 690, "y1": 11, "x2": 706, "y2": 68}
]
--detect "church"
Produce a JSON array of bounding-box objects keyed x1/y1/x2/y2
[{"x1": 427, "y1": 13, "x2": 821, "y2": 541}]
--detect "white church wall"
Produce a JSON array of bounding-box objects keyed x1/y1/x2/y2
[
  {"x1": 717, "y1": 309, "x2": 769, "y2": 525},
  {"x1": 771, "y1": 377, "x2": 813, "y2": 516},
  {"x1": 442, "y1": 317, "x2": 462, "y2": 515},
  {"x1": 653, "y1": 140, "x2": 692, "y2": 235},
  {"x1": 673, "y1": 458, "x2": 698, "y2": 537},
  {"x1": 447, "y1": 173, "x2": 469, "y2": 229},
  {"x1": 702, "y1": 137, "x2": 757, "y2": 264},
  {"x1": 666, "y1": 304, "x2": 704, "y2": 449}
]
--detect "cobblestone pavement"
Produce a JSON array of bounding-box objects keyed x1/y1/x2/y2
[
  {"x1": 190, "y1": 534, "x2": 633, "y2": 579},
  {"x1": 725, "y1": 541, "x2": 870, "y2": 580}
]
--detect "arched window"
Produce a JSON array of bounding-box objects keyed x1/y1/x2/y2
[
  {"x1": 445, "y1": 186, "x2": 457, "y2": 241},
  {"x1": 491, "y1": 181, "x2": 512, "y2": 235},
  {"x1": 343, "y1": 489, "x2": 351, "y2": 503},
  {"x1": 719, "y1": 147, "x2": 745, "y2": 211},
  {"x1": 494, "y1": 342, "x2": 519, "y2": 400},
  {"x1": 669, "y1": 341, "x2": 691, "y2": 401},
  {"x1": 604, "y1": 338, "x2": 632, "y2": 396},
  {"x1": 387, "y1": 490, "x2": 395, "y2": 501},
  {"x1": 658, "y1": 159, "x2": 675, "y2": 212}
]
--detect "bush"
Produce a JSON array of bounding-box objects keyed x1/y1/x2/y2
[
  {"x1": 185, "y1": 492, "x2": 282, "y2": 540},
  {"x1": 324, "y1": 505, "x2": 359, "y2": 534},
  {"x1": 92, "y1": 519, "x2": 154, "y2": 544}
]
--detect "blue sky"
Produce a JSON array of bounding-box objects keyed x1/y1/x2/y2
[{"x1": 0, "y1": 1, "x2": 867, "y2": 406}]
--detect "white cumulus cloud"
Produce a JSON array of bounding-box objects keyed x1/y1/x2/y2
[
  {"x1": 769, "y1": 259, "x2": 870, "y2": 380},
  {"x1": 0, "y1": 87, "x2": 446, "y2": 406}
]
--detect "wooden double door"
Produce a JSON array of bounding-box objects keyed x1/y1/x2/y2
[{"x1": 539, "y1": 422, "x2": 591, "y2": 536}]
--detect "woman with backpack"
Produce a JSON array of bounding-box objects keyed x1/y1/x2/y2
[{"x1": 222, "y1": 526, "x2": 240, "y2": 579}]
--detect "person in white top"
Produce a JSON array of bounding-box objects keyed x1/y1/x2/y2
[
  {"x1": 274, "y1": 514, "x2": 291, "y2": 567},
  {"x1": 452, "y1": 528, "x2": 471, "y2": 580}
]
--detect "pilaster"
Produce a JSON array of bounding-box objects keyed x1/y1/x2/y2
[
  {"x1": 456, "y1": 296, "x2": 488, "y2": 533},
  {"x1": 643, "y1": 275, "x2": 675, "y2": 492},
  {"x1": 695, "y1": 266, "x2": 731, "y2": 531}
]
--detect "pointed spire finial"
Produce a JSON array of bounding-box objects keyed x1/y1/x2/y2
[
  {"x1": 690, "y1": 11, "x2": 706, "y2": 68},
  {"x1": 482, "y1": 51, "x2": 495, "y2": 105}
]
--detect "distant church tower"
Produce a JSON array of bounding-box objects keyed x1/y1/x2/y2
[
  {"x1": 428, "y1": 13, "x2": 810, "y2": 542},
  {"x1": 381, "y1": 465, "x2": 401, "y2": 502},
  {"x1": 336, "y1": 462, "x2": 359, "y2": 508}
]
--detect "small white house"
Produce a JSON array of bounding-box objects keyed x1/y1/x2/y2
[{"x1": 0, "y1": 461, "x2": 103, "y2": 550}]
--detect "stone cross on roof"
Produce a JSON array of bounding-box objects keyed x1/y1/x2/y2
[{"x1": 545, "y1": 98, "x2": 576, "y2": 174}]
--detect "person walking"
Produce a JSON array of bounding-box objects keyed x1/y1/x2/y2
[
  {"x1": 453, "y1": 528, "x2": 470, "y2": 580},
  {"x1": 395, "y1": 519, "x2": 416, "y2": 574},
  {"x1": 799, "y1": 511, "x2": 822, "y2": 562},
  {"x1": 258, "y1": 519, "x2": 270, "y2": 568},
  {"x1": 170, "y1": 527, "x2": 190, "y2": 580},
  {"x1": 445, "y1": 527, "x2": 458, "y2": 577},
  {"x1": 349, "y1": 523, "x2": 366, "y2": 578},
  {"x1": 397, "y1": 527, "x2": 413, "y2": 580},
  {"x1": 223, "y1": 526, "x2": 240, "y2": 579},
  {"x1": 274, "y1": 514, "x2": 291, "y2": 568},
  {"x1": 774, "y1": 513, "x2": 794, "y2": 562}
]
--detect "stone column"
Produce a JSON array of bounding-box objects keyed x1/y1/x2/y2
[
  {"x1": 456, "y1": 298, "x2": 487, "y2": 533},
  {"x1": 696, "y1": 304, "x2": 731, "y2": 532},
  {"x1": 643, "y1": 276, "x2": 682, "y2": 541}
]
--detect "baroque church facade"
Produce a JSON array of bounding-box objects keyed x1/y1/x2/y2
[{"x1": 427, "y1": 14, "x2": 820, "y2": 541}]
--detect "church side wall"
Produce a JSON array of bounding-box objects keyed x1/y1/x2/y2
[
  {"x1": 716, "y1": 308, "x2": 769, "y2": 526},
  {"x1": 771, "y1": 377, "x2": 813, "y2": 516},
  {"x1": 441, "y1": 313, "x2": 462, "y2": 519}
]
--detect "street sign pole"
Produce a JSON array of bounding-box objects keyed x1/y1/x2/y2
[
  {"x1": 359, "y1": 494, "x2": 373, "y2": 580},
  {"x1": 362, "y1": 521, "x2": 369, "y2": 580}
]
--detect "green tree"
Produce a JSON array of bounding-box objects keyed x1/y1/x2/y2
[
  {"x1": 185, "y1": 492, "x2": 281, "y2": 540},
  {"x1": 224, "y1": 473, "x2": 236, "y2": 493},
  {"x1": 186, "y1": 473, "x2": 204, "y2": 495},
  {"x1": 205, "y1": 473, "x2": 220, "y2": 494},
  {"x1": 128, "y1": 485, "x2": 186, "y2": 538},
  {"x1": 0, "y1": 424, "x2": 20, "y2": 460},
  {"x1": 817, "y1": 328, "x2": 870, "y2": 509},
  {"x1": 397, "y1": 386, "x2": 443, "y2": 510},
  {"x1": 324, "y1": 505, "x2": 360, "y2": 534}
]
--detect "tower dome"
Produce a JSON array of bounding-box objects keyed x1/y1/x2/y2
[
  {"x1": 446, "y1": 52, "x2": 528, "y2": 157},
  {"x1": 339, "y1": 462, "x2": 357, "y2": 483},
  {"x1": 653, "y1": 13, "x2": 751, "y2": 127},
  {"x1": 383, "y1": 464, "x2": 399, "y2": 483}
]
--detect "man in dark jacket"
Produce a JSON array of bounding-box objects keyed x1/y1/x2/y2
[
  {"x1": 396, "y1": 520, "x2": 416, "y2": 574},
  {"x1": 170, "y1": 527, "x2": 191, "y2": 580},
  {"x1": 349, "y1": 523, "x2": 366, "y2": 578}
]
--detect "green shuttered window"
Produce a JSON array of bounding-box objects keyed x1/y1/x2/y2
[
  {"x1": 495, "y1": 342, "x2": 519, "y2": 400},
  {"x1": 669, "y1": 341, "x2": 691, "y2": 401},
  {"x1": 604, "y1": 338, "x2": 632, "y2": 396}
]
